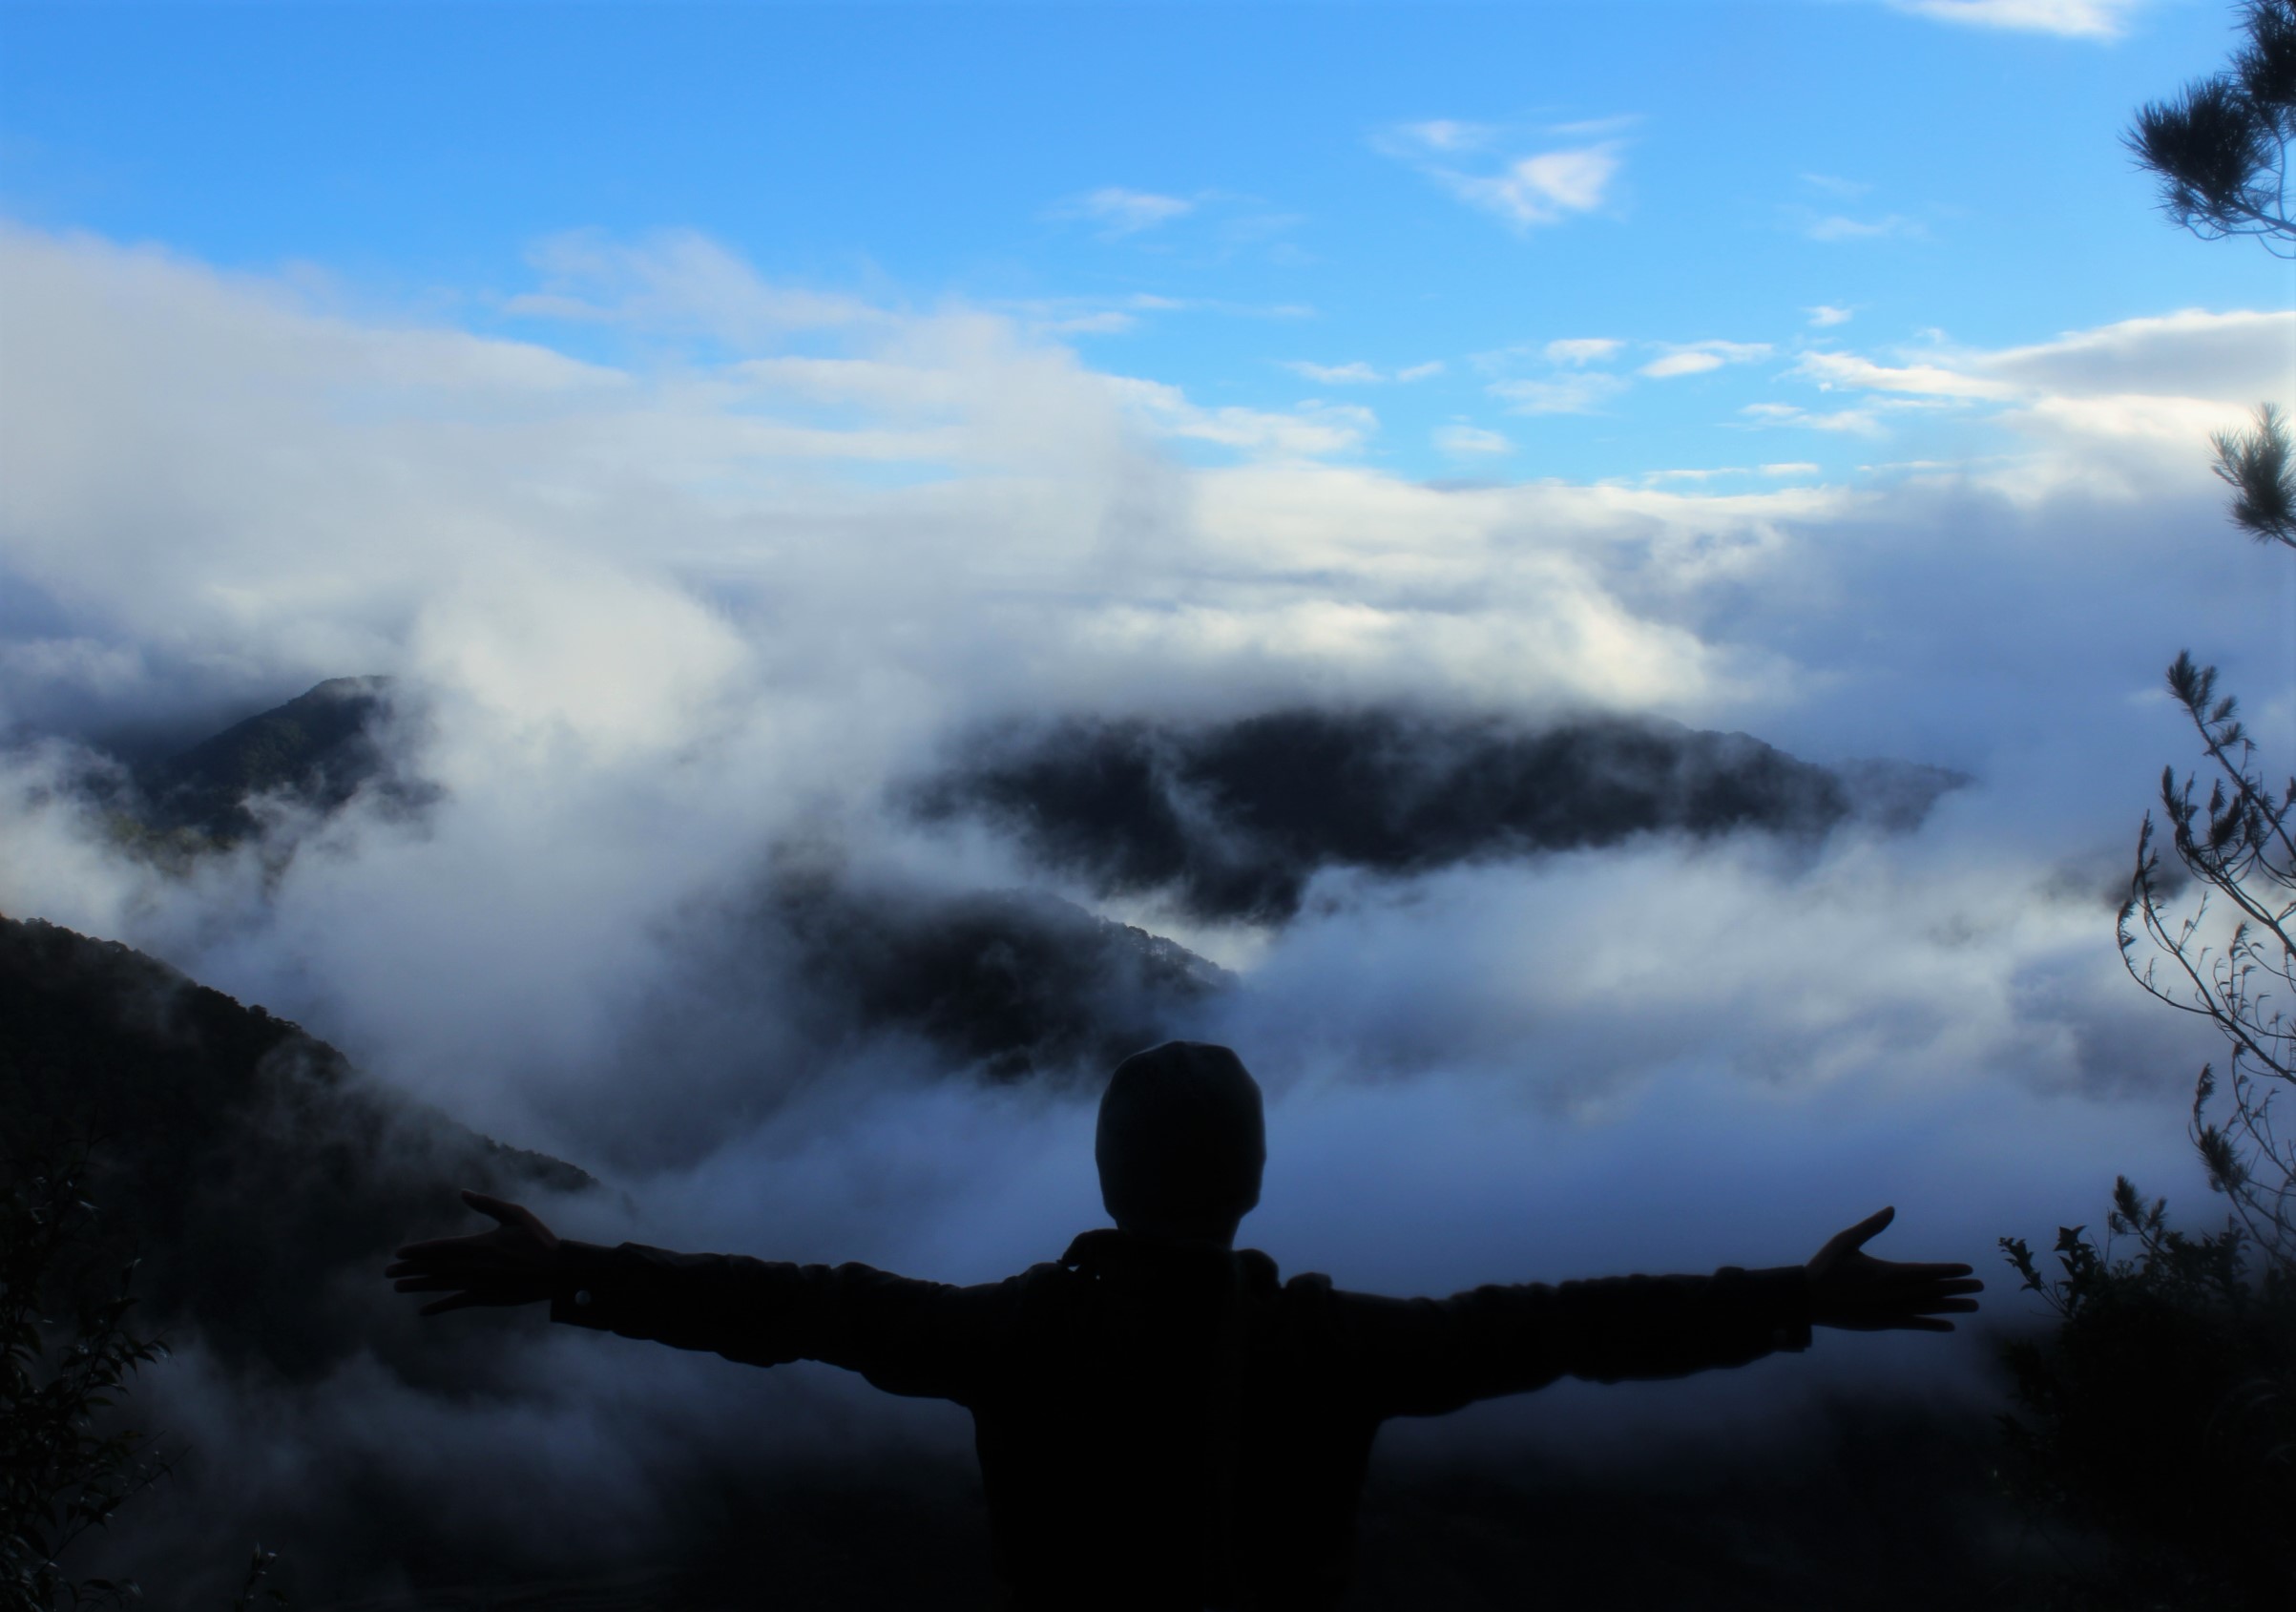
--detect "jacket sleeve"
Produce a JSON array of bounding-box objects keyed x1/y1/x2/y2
[
  {"x1": 546, "y1": 1239, "x2": 1019, "y2": 1404},
  {"x1": 1316, "y1": 1265, "x2": 1812, "y2": 1418}
]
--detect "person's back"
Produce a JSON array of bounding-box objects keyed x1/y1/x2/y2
[
  {"x1": 387, "y1": 1041, "x2": 1981, "y2": 1609},
  {"x1": 980, "y1": 1232, "x2": 1276, "y2": 1609}
]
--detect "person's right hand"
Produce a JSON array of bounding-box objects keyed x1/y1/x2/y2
[
  {"x1": 386, "y1": 1189, "x2": 565, "y2": 1317},
  {"x1": 1804, "y1": 1206, "x2": 1982, "y2": 1333}
]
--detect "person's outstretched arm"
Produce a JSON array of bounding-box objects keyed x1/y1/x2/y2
[
  {"x1": 1327, "y1": 1204, "x2": 1980, "y2": 1417},
  {"x1": 385, "y1": 1189, "x2": 1014, "y2": 1400}
]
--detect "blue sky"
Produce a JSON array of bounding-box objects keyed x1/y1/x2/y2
[{"x1": 5, "y1": 0, "x2": 2288, "y2": 484}]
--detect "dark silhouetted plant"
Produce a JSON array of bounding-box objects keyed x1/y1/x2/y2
[
  {"x1": 1993, "y1": 12, "x2": 2296, "y2": 1604},
  {"x1": 2, "y1": 1141, "x2": 172, "y2": 1610},
  {"x1": 2120, "y1": 403, "x2": 2296, "y2": 1275},
  {"x1": 1, "y1": 1138, "x2": 291, "y2": 1612},
  {"x1": 2129, "y1": 0, "x2": 2296, "y2": 254},
  {"x1": 1998, "y1": 1181, "x2": 2295, "y2": 1608}
]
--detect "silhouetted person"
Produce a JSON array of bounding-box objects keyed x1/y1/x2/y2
[{"x1": 388, "y1": 1041, "x2": 1981, "y2": 1610}]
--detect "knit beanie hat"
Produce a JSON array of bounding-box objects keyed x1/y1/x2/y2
[{"x1": 1096, "y1": 1041, "x2": 1265, "y2": 1240}]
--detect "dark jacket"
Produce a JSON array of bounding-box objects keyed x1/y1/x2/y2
[{"x1": 551, "y1": 1229, "x2": 1811, "y2": 1610}]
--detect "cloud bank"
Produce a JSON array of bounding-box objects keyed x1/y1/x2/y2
[{"x1": 0, "y1": 220, "x2": 2281, "y2": 1599}]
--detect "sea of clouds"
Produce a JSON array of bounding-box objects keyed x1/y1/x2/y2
[{"x1": 1, "y1": 220, "x2": 2290, "y2": 1600}]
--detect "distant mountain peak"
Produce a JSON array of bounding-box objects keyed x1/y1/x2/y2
[{"x1": 130, "y1": 674, "x2": 436, "y2": 848}]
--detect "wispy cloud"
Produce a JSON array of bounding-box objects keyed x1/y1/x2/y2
[
  {"x1": 1473, "y1": 334, "x2": 1632, "y2": 412},
  {"x1": 1889, "y1": 0, "x2": 2143, "y2": 40},
  {"x1": 1490, "y1": 372, "x2": 1631, "y2": 415},
  {"x1": 1806, "y1": 305, "x2": 1855, "y2": 328},
  {"x1": 1795, "y1": 349, "x2": 2014, "y2": 399},
  {"x1": 1062, "y1": 187, "x2": 1196, "y2": 238},
  {"x1": 1742, "y1": 402, "x2": 1886, "y2": 435},
  {"x1": 1639, "y1": 340, "x2": 1772, "y2": 379},
  {"x1": 1284, "y1": 359, "x2": 1446, "y2": 386},
  {"x1": 1284, "y1": 361, "x2": 1384, "y2": 386},
  {"x1": 1788, "y1": 173, "x2": 1923, "y2": 245},
  {"x1": 1380, "y1": 119, "x2": 1631, "y2": 232},
  {"x1": 1433, "y1": 423, "x2": 1513, "y2": 457},
  {"x1": 1395, "y1": 118, "x2": 1492, "y2": 154},
  {"x1": 1544, "y1": 337, "x2": 1622, "y2": 366},
  {"x1": 1001, "y1": 292, "x2": 1313, "y2": 338},
  {"x1": 1802, "y1": 174, "x2": 1873, "y2": 200},
  {"x1": 507, "y1": 230, "x2": 880, "y2": 342},
  {"x1": 1804, "y1": 213, "x2": 1924, "y2": 243},
  {"x1": 1449, "y1": 146, "x2": 1624, "y2": 229},
  {"x1": 1112, "y1": 376, "x2": 1377, "y2": 457}
]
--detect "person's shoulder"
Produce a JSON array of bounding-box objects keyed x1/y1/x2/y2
[{"x1": 1234, "y1": 1246, "x2": 1334, "y2": 1305}]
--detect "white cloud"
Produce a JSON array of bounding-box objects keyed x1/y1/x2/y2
[
  {"x1": 1807, "y1": 305, "x2": 1855, "y2": 328},
  {"x1": 1489, "y1": 372, "x2": 1632, "y2": 415},
  {"x1": 1066, "y1": 187, "x2": 1196, "y2": 237},
  {"x1": 1794, "y1": 349, "x2": 2015, "y2": 399},
  {"x1": 1450, "y1": 145, "x2": 1624, "y2": 229},
  {"x1": 1761, "y1": 462, "x2": 1823, "y2": 477},
  {"x1": 1756, "y1": 308, "x2": 2296, "y2": 496},
  {"x1": 1636, "y1": 466, "x2": 1751, "y2": 485},
  {"x1": 507, "y1": 229, "x2": 880, "y2": 343},
  {"x1": 1544, "y1": 337, "x2": 1622, "y2": 366},
  {"x1": 1284, "y1": 361, "x2": 1385, "y2": 386},
  {"x1": 1381, "y1": 120, "x2": 1630, "y2": 232},
  {"x1": 1, "y1": 233, "x2": 2274, "y2": 1505},
  {"x1": 10, "y1": 222, "x2": 2288, "y2": 1591},
  {"x1": 1976, "y1": 307, "x2": 2296, "y2": 401},
  {"x1": 1889, "y1": 0, "x2": 2143, "y2": 40},
  {"x1": 1433, "y1": 424, "x2": 1513, "y2": 457},
  {"x1": 1741, "y1": 402, "x2": 1886, "y2": 435},
  {"x1": 1283, "y1": 359, "x2": 1447, "y2": 387},
  {"x1": 1644, "y1": 352, "x2": 1726, "y2": 378},
  {"x1": 1111, "y1": 378, "x2": 1377, "y2": 458},
  {"x1": 1639, "y1": 340, "x2": 1773, "y2": 379}
]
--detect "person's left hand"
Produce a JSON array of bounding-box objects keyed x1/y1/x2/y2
[{"x1": 1805, "y1": 1206, "x2": 1982, "y2": 1332}]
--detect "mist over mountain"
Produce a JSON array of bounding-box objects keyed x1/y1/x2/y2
[
  {"x1": 94, "y1": 676, "x2": 440, "y2": 857},
  {"x1": 0, "y1": 911, "x2": 591, "y2": 1382},
  {"x1": 3, "y1": 914, "x2": 2057, "y2": 1612},
  {"x1": 911, "y1": 708, "x2": 1966, "y2": 924},
  {"x1": 757, "y1": 867, "x2": 1232, "y2": 1083}
]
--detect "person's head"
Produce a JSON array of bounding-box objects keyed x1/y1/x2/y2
[{"x1": 1096, "y1": 1041, "x2": 1265, "y2": 1246}]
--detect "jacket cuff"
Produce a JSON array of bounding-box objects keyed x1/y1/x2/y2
[
  {"x1": 1733, "y1": 1264, "x2": 1813, "y2": 1353},
  {"x1": 548, "y1": 1239, "x2": 628, "y2": 1329}
]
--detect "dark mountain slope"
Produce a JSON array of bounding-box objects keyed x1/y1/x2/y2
[
  {"x1": 762, "y1": 872, "x2": 1231, "y2": 1083},
  {"x1": 910, "y1": 708, "x2": 1966, "y2": 924},
  {"x1": 0, "y1": 912, "x2": 590, "y2": 1380},
  {"x1": 131, "y1": 675, "x2": 435, "y2": 847}
]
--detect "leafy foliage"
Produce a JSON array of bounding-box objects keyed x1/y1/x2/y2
[
  {"x1": 1, "y1": 1140, "x2": 172, "y2": 1611},
  {"x1": 2129, "y1": 1, "x2": 2296, "y2": 254},
  {"x1": 2211, "y1": 403, "x2": 2296, "y2": 550},
  {"x1": 1998, "y1": 1181, "x2": 2296, "y2": 1609}
]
